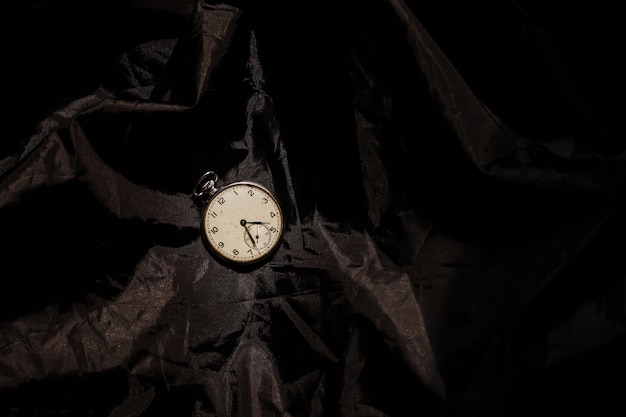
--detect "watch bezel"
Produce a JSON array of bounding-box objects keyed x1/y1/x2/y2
[{"x1": 200, "y1": 180, "x2": 284, "y2": 265}]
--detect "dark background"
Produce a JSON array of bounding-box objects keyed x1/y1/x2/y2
[{"x1": 1, "y1": 1, "x2": 624, "y2": 416}]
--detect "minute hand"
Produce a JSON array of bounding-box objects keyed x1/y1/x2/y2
[{"x1": 240, "y1": 220, "x2": 258, "y2": 248}]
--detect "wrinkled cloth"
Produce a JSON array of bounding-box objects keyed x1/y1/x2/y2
[{"x1": 1, "y1": 1, "x2": 625, "y2": 416}]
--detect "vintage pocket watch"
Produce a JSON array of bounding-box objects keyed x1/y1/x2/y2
[{"x1": 193, "y1": 171, "x2": 284, "y2": 265}]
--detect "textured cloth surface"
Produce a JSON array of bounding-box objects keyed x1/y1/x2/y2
[{"x1": 1, "y1": 1, "x2": 624, "y2": 416}]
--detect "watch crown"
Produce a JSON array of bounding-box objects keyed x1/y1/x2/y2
[{"x1": 193, "y1": 171, "x2": 219, "y2": 199}]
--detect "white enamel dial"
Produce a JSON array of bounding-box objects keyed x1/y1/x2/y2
[{"x1": 201, "y1": 181, "x2": 284, "y2": 264}]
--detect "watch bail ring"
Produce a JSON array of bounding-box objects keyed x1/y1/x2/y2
[{"x1": 193, "y1": 171, "x2": 219, "y2": 199}]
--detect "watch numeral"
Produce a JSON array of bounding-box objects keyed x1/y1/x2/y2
[
  {"x1": 218, "y1": 242, "x2": 224, "y2": 248},
  {"x1": 211, "y1": 226, "x2": 219, "y2": 234},
  {"x1": 217, "y1": 197, "x2": 225, "y2": 205},
  {"x1": 233, "y1": 190, "x2": 239, "y2": 195},
  {"x1": 262, "y1": 197, "x2": 268, "y2": 204},
  {"x1": 248, "y1": 189, "x2": 254, "y2": 197},
  {"x1": 210, "y1": 211, "x2": 217, "y2": 218},
  {"x1": 270, "y1": 227, "x2": 277, "y2": 233},
  {"x1": 270, "y1": 212, "x2": 276, "y2": 218},
  {"x1": 233, "y1": 249, "x2": 239, "y2": 256}
]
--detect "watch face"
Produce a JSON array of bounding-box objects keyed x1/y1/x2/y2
[{"x1": 201, "y1": 181, "x2": 284, "y2": 264}]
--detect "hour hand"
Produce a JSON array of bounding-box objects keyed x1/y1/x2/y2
[{"x1": 240, "y1": 220, "x2": 266, "y2": 225}]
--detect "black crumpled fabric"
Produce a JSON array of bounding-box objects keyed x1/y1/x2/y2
[{"x1": 1, "y1": 1, "x2": 625, "y2": 416}]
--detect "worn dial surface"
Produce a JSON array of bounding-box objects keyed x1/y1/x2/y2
[{"x1": 201, "y1": 182, "x2": 283, "y2": 264}]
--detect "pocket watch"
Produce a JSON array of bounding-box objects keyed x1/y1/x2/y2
[{"x1": 193, "y1": 171, "x2": 284, "y2": 265}]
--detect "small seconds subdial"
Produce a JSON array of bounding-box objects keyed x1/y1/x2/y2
[{"x1": 242, "y1": 220, "x2": 272, "y2": 250}]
